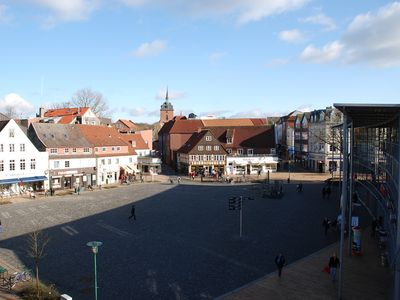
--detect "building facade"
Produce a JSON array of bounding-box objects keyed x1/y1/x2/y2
[{"x1": 0, "y1": 120, "x2": 48, "y2": 195}]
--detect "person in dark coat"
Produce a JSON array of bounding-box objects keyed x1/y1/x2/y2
[
  {"x1": 329, "y1": 253, "x2": 340, "y2": 281},
  {"x1": 322, "y1": 217, "x2": 331, "y2": 236},
  {"x1": 128, "y1": 204, "x2": 136, "y2": 220},
  {"x1": 275, "y1": 253, "x2": 286, "y2": 278}
]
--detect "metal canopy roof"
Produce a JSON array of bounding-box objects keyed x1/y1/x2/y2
[{"x1": 334, "y1": 103, "x2": 400, "y2": 128}]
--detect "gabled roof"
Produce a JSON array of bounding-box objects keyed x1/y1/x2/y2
[
  {"x1": 177, "y1": 130, "x2": 208, "y2": 153},
  {"x1": 207, "y1": 126, "x2": 275, "y2": 149},
  {"x1": 44, "y1": 107, "x2": 89, "y2": 117},
  {"x1": 158, "y1": 120, "x2": 175, "y2": 135},
  {"x1": 120, "y1": 133, "x2": 149, "y2": 150},
  {"x1": 0, "y1": 112, "x2": 10, "y2": 121},
  {"x1": 170, "y1": 119, "x2": 203, "y2": 134},
  {"x1": 78, "y1": 124, "x2": 128, "y2": 147},
  {"x1": 201, "y1": 118, "x2": 266, "y2": 127},
  {"x1": 0, "y1": 120, "x2": 9, "y2": 132},
  {"x1": 30, "y1": 123, "x2": 92, "y2": 148}
]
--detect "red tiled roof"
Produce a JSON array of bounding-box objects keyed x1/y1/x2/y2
[
  {"x1": 201, "y1": 118, "x2": 266, "y2": 127},
  {"x1": 120, "y1": 133, "x2": 149, "y2": 150},
  {"x1": 58, "y1": 115, "x2": 76, "y2": 124},
  {"x1": 170, "y1": 119, "x2": 203, "y2": 134},
  {"x1": 78, "y1": 124, "x2": 129, "y2": 146},
  {"x1": 117, "y1": 119, "x2": 142, "y2": 131},
  {"x1": 207, "y1": 126, "x2": 275, "y2": 150},
  {"x1": 44, "y1": 107, "x2": 89, "y2": 117}
]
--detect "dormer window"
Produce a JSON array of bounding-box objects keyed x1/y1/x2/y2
[
  {"x1": 206, "y1": 135, "x2": 212, "y2": 141},
  {"x1": 227, "y1": 137, "x2": 232, "y2": 144},
  {"x1": 237, "y1": 148, "x2": 243, "y2": 155}
]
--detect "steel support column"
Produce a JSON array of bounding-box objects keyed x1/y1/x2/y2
[{"x1": 338, "y1": 113, "x2": 349, "y2": 300}]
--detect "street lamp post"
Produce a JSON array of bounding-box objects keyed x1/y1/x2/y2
[{"x1": 87, "y1": 241, "x2": 102, "y2": 300}]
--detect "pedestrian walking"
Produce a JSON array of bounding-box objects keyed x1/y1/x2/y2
[
  {"x1": 128, "y1": 204, "x2": 136, "y2": 220},
  {"x1": 328, "y1": 253, "x2": 340, "y2": 281},
  {"x1": 322, "y1": 217, "x2": 331, "y2": 236},
  {"x1": 275, "y1": 253, "x2": 285, "y2": 278}
]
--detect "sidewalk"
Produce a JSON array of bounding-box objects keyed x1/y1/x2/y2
[{"x1": 218, "y1": 227, "x2": 392, "y2": 300}]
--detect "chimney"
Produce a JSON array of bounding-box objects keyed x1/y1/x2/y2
[{"x1": 39, "y1": 107, "x2": 45, "y2": 118}]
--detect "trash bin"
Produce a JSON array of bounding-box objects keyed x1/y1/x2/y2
[{"x1": 380, "y1": 252, "x2": 388, "y2": 267}]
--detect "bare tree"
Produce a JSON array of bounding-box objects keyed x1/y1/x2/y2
[
  {"x1": 26, "y1": 230, "x2": 50, "y2": 299},
  {"x1": 71, "y1": 88, "x2": 109, "y2": 117},
  {"x1": 4, "y1": 106, "x2": 18, "y2": 118},
  {"x1": 48, "y1": 101, "x2": 72, "y2": 109}
]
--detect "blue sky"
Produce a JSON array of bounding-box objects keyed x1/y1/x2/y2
[{"x1": 1, "y1": 1, "x2": 400, "y2": 123}]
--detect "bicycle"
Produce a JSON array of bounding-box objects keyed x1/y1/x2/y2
[{"x1": 11, "y1": 269, "x2": 33, "y2": 288}]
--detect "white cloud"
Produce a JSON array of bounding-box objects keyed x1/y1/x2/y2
[
  {"x1": 132, "y1": 40, "x2": 167, "y2": 57},
  {"x1": 278, "y1": 29, "x2": 305, "y2": 43},
  {"x1": 209, "y1": 52, "x2": 226, "y2": 61},
  {"x1": 300, "y1": 13, "x2": 336, "y2": 31},
  {"x1": 0, "y1": 4, "x2": 12, "y2": 24},
  {"x1": 299, "y1": 41, "x2": 343, "y2": 63},
  {"x1": 229, "y1": 109, "x2": 267, "y2": 118},
  {"x1": 0, "y1": 93, "x2": 35, "y2": 117},
  {"x1": 28, "y1": 0, "x2": 100, "y2": 25},
  {"x1": 342, "y1": 2, "x2": 400, "y2": 68},
  {"x1": 129, "y1": 107, "x2": 158, "y2": 117},
  {"x1": 121, "y1": 0, "x2": 309, "y2": 24},
  {"x1": 298, "y1": 3, "x2": 400, "y2": 68}
]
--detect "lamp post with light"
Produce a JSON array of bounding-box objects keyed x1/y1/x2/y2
[{"x1": 86, "y1": 241, "x2": 102, "y2": 300}]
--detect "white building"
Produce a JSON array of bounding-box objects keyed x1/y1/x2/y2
[
  {"x1": 0, "y1": 120, "x2": 48, "y2": 195},
  {"x1": 308, "y1": 107, "x2": 342, "y2": 173}
]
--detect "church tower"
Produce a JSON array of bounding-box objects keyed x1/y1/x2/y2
[{"x1": 160, "y1": 88, "x2": 174, "y2": 125}]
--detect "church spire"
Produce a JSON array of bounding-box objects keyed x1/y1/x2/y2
[{"x1": 165, "y1": 86, "x2": 169, "y2": 101}]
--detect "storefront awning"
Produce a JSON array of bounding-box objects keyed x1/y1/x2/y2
[
  {"x1": 0, "y1": 178, "x2": 21, "y2": 185},
  {"x1": 19, "y1": 176, "x2": 48, "y2": 183}
]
